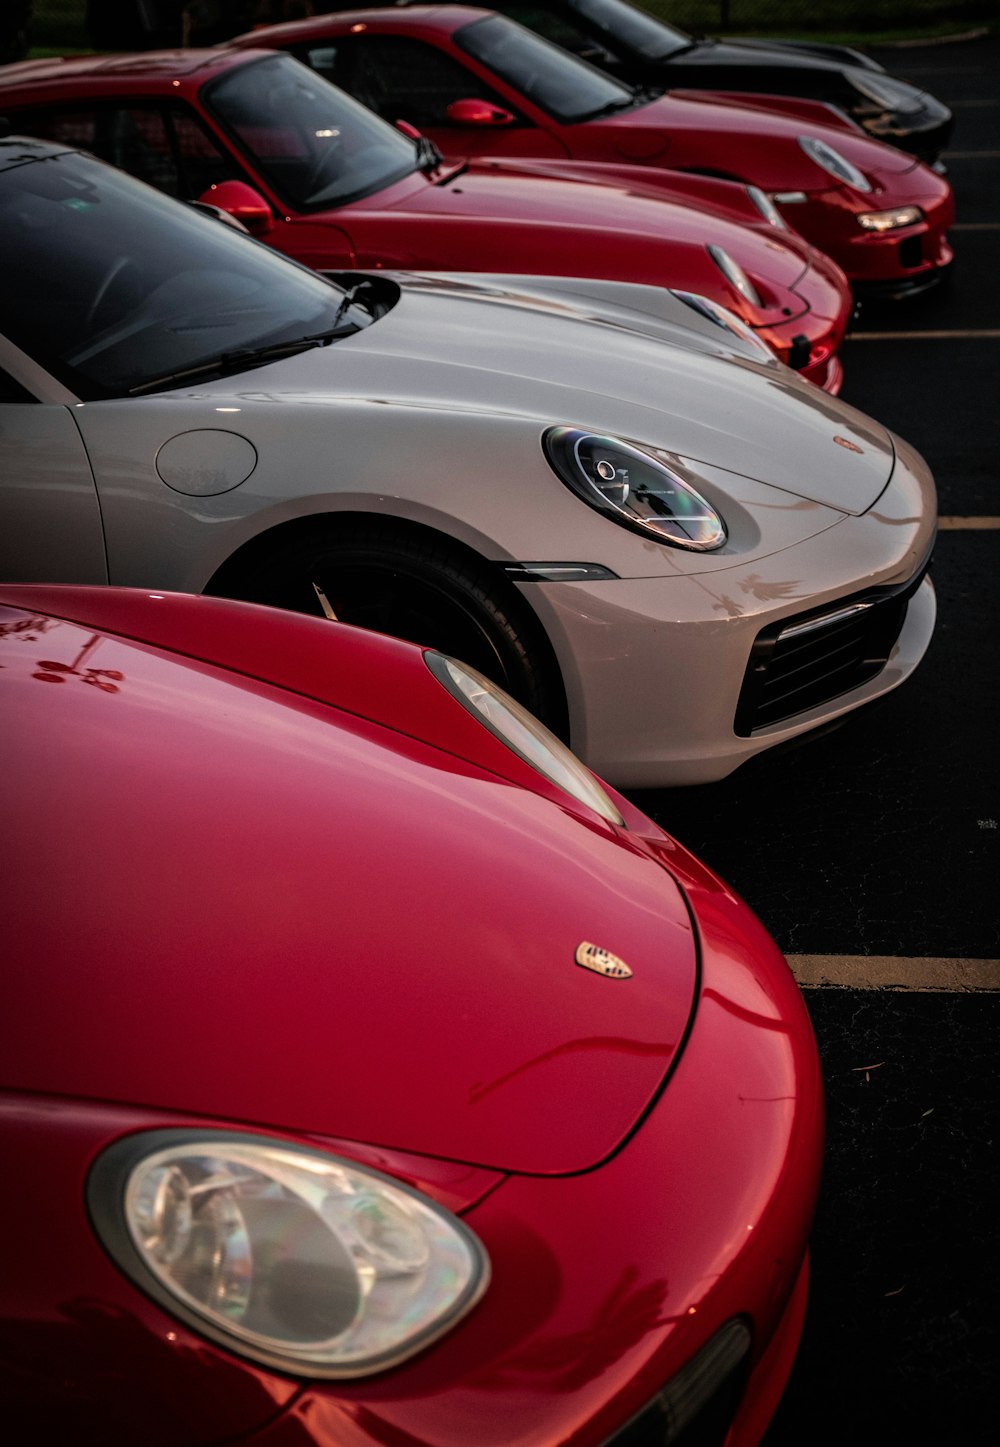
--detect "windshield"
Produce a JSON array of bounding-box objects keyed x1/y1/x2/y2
[
  {"x1": 0, "y1": 148, "x2": 362, "y2": 399},
  {"x1": 572, "y1": 0, "x2": 691, "y2": 61},
  {"x1": 205, "y1": 53, "x2": 418, "y2": 210},
  {"x1": 456, "y1": 15, "x2": 635, "y2": 123}
]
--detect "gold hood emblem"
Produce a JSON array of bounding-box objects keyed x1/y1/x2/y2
[{"x1": 575, "y1": 942, "x2": 633, "y2": 980}]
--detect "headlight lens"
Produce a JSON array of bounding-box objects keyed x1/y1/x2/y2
[
  {"x1": 706, "y1": 244, "x2": 763, "y2": 307},
  {"x1": 857, "y1": 204, "x2": 923, "y2": 232},
  {"x1": 798, "y1": 134, "x2": 872, "y2": 193},
  {"x1": 425, "y1": 651, "x2": 625, "y2": 826},
  {"x1": 851, "y1": 71, "x2": 924, "y2": 116},
  {"x1": 88, "y1": 1131, "x2": 489, "y2": 1378},
  {"x1": 544, "y1": 427, "x2": 727, "y2": 552},
  {"x1": 671, "y1": 290, "x2": 777, "y2": 360},
  {"x1": 746, "y1": 184, "x2": 788, "y2": 229}
]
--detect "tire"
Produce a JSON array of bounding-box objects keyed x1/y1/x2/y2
[{"x1": 224, "y1": 521, "x2": 565, "y2": 732}]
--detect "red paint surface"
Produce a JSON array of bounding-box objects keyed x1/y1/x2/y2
[{"x1": 1, "y1": 591, "x2": 822, "y2": 1445}]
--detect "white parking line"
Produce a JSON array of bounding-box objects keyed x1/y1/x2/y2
[
  {"x1": 786, "y1": 955, "x2": 1000, "y2": 992},
  {"x1": 938, "y1": 517, "x2": 1000, "y2": 529},
  {"x1": 846, "y1": 329, "x2": 1000, "y2": 340}
]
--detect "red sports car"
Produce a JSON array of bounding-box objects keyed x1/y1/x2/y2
[
  {"x1": 0, "y1": 47, "x2": 851, "y2": 388},
  {"x1": 238, "y1": 5, "x2": 955, "y2": 296},
  {"x1": 1, "y1": 585, "x2": 823, "y2": 1446}
]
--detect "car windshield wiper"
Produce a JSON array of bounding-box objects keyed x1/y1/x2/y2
[
  {"x1": 127, "y1": 319, "x2": 364, "y2": 397},
  {"x1": 415, "y1": 135, "x2": 445, "y2": 173},
  {"x1": 580, "y1": 93, "x2": 644, "y2": 120}
]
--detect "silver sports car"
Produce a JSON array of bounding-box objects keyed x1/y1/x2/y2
[{"x1": 0, "y1": 136, "x2": 936, "y2": 785}]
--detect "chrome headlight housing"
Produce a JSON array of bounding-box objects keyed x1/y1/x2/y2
[
  {"x1": 746, "y1": 184, "x2": 788, "y2": 230},
  {"x1": 670, "y1": 290, "x2": 776, "y2": 360},
  {"x1": 544, "y1": 427, "x2": 727, "y2": 552},
  {"x1": 88, "y1": 1131, "x2": 489, "y2": 1378},
  {"x1": 706, "y1": 244, "x2": 763, "y2": 307},
  {"x1": 425, "y1": 651, "x2": 625, "y2": 826},
  {"x1": 798, "y1": 134, "x2": 872, "y2": 193},
  {"x1": 857, "y1": 204, "x2": 923, "y2": 232}
]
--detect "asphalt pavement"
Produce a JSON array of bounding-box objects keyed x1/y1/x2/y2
[{"x1": 630, "y1": 30, "x2": 999, "y2": 1445}]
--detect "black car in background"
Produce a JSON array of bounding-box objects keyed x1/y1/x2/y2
[{"x1": 255, "y1": 0, "x2": 952, "y2": 161}]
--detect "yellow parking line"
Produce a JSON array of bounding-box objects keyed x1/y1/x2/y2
[
  {"x1": 846, "y1": 329, "x2": 1000, "y2": 340},
  {"x1": 786, "y1": 955, "x2": 1000, "y2": 992},
  {"x1": 937, "y1": 517, "x2": 1000, "y2": 529}
]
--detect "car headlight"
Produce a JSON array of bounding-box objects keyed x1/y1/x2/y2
[
  {"x1": 746, "y1": 184, "x2": 788, "y2": 229},
  {"x1": 851, "y1": 71, "x2": 925, "y2": 117},
  {"x1": 857, "y1": 204, "x2": 923, "y2": 232},
  {"x1": 88, "y1": 1130, "x2": 489, "y2": 1378},
  {"x1": 425, "y1": 651, "x2": 625, "y2": 827},
  {"x1": 706, "y1": 244, "x2": 763, "y2": 307},
  {"x1": 798, "y1": 135, "x2": 872, "y2": 193},
  {"x1": 544, "y1": 427, "x2": 727, "y2": 552},
  {"x1": 670, "y1": 290, "x2": 777, "y2": 360}
]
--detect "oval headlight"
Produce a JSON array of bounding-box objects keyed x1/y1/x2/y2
[
  {"x1": 798, "y1": 134, "x2": 872, "y2": 193},
  {"x1": 425, "y1": 651, "x2": 625, "y2": 827},
  {"x1": 88, "y1": 1131, "x2": 489, "y2": 1378},
  {"x1": 671, "y1": 291, "x2": 777, "y2": 361},
  {"x1": 851, "y1": 71, "x2": 924, "y2": 117},
  {"x1": 706, "y1": 244, "x2": 763, "y2": 308},
  {"x1": 745, "y1": 184, "x2": 788, "y2": 229},
  {"x1": 544, "y1": 427, "x2": 727, "y2": 552}
]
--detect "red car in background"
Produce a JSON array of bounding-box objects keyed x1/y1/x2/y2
[
  {"x1": 1, "y1": 584, "x2": 823, "y2": 1446},
  {"x1": 238, "y1": 5, "x2": 955, "y2": 297},
  {"x1": 0, "y1": 47, "x2": 851, "y2": 388}
]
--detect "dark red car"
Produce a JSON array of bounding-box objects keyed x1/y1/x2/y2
[
  {"x1": 0, "y1": 585, "x2": 823, "y2": 1445},
  {"x1": 0, "y1": 46, "x2": 851, "y2": 387},
  {"x1": 239, "y1": 5, "x2": 955, "y2": 297}
]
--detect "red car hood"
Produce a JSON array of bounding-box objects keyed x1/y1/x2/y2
[
  {"x1": 600, "y1": 91, "x2": 921, "y2": 187},
  {"x1": 347, "y1": 162, "x2": 822, "y2": 306},
  {"x1": 1, "y1": 592, "x2": 697, "y2": 1177}
]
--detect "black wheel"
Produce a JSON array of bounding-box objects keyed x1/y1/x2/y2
[{"x1": 226, "y1": 522, "x2": 565, "y2": 732}]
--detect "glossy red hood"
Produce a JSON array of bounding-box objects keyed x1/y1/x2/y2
[
  {"x1": 1, "y1": 591, "x2": 697, "y2": 1176},
  {"x1": 603, "y1": 91, "x2": 924, "y2": 188}
]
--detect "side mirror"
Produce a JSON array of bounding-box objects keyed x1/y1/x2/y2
[
  {"x1": 198, "y1": 180, "x2": 273, "y2": 237},
  {"x1": 395, "y1": 119, "x2": 423, "y2": 141},
  {"x1": 445, "y1": 98, "x2": 515, "y2": 128}
]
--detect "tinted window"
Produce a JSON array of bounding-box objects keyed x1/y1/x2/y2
[
  {"x1": 0, "y1": 149, "x2": 355, "y2": 399},
  {"x1": 10, "y1": 103, "x2": 241, "y2": 200},
  {"x1": 456, "y1": 15, "x2": 634, "y2": 123},
  {"x1": 572, "y1": 0, "x2": 690, "y2": 60},
  {"x1": 326, "y1": 35, "x2": 511, "y2": 129},
  {"x1": 206, "y1": 53, "x2": 418, "y2": 208}
]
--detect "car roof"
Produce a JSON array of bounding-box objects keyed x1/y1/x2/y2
[
  {"x1": 0, "y1": 47, "x2": 273, "y2": 100},
  {"x1": 242, "y1": 5, "x2": 494, "y2": 42}
]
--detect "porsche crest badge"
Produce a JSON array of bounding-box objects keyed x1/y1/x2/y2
[{"x1": 575, "y1": 942, "x2": 632, "y2": 980}]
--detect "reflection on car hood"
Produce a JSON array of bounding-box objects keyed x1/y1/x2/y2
[
  {"x1": 247, "y1": 271, "x2": 894, "y2": 515},
  {"x1": 1, "y1": 598, "x2": 697, "y2": 1176}
]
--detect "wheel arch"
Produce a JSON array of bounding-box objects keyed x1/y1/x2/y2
[{"x1": 204, "y1": 508, "x2": 571, "y2": 740}]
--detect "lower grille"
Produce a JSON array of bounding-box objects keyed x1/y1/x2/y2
[
  {"x1": 735, "y1": 550, "x2": 932, "y2": 736},
  {"x1": 604, "y1": 1319, "x2": 752, "y2": 1447},
  {"x1": 898, "y1": 234, "x2": 924, "y2": 269}
]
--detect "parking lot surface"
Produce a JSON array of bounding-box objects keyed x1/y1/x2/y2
[{"x1": 632, "y1": 30, "x2": 999, "y2": 1443}]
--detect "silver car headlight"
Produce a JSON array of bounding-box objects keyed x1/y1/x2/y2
[
  {"x1": 706, "y1": 244, "x2": 763, "y2": 307},
  {"x1": 746, "y1": 184, "x2": 788, "y2": 229},
  {"x1": 88, "y1": 1131, "x2": 489, "y2": 1378},
  {"x1": 857, "y1": 204, "x2": 924, "y2": 232},
  {"x1": 544, "y1": 427, "x2": 727, "y2": 552},
  {"x1": 798, "y1": 135, "x2": 873, "y2": 193},
  {"x1": 425, "y1": 651, "x2": 625, "y2": 827},
  {"x1": 851, "y1": 71, "x2": 925, "y2": 117},
  {"x1": 670, "y1": 291, "x2": 777, "y2": 360}
]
